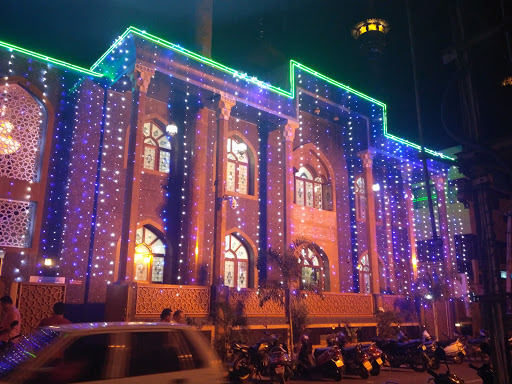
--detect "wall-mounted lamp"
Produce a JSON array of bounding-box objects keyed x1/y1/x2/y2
[
  {"x1": 44, "y1": 258, "x2": 52, "y2": 266},
  {"x1": 166, "y1": 122, "x2": 178, "y2": 136}
]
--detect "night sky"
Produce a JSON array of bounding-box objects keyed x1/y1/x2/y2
[{"x1": 2, "y1": 0, "x2": 511, "y2": 150}]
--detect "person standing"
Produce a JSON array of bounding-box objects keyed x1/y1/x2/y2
[
  {"x1": 38, "y1": 302, "x2": 71, "y2": 327},
  {"x1": 160, "y1": 308, "x2": 172, "y2": 323},
  {"x1": 0, "y1": 296, "x2": 21, "y2": 343},
  {"x1": 172, "y1": 310, "x2": 186, "y2": 324}
]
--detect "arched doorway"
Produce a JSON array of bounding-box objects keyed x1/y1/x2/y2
[{"x1": 358, "y1": 252, "x2": 387, "y2": 293}]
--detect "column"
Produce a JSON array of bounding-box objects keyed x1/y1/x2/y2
[
  {"x1": 359, "y1": 150, "x2": 380, "y2": 294},
  {"x1": 431, "y1": 174, "x2": 455, "y2": 275},
  {"x1": 118, "y1": 63, "x2": 155, "y2": 283},
  {"x1": 280, "y1": 120, "x2": 299, "y2": 249},
  {"x1": 399, "y1": 165, "x2": 418, "y2": 281},
  {"x1": 212, "y1": 94, "x2": 236, "y2": 285}
]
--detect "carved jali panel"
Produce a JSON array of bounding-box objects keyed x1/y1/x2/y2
[
  {"x1": 135, "y1": 285, "x2": 210, "y2": 317},
  {"x1": 0, "y1": 84, "x2": 45, "y2": 182},
  {"x1": 304, "y1": 292, "x2": 374, "y2": 316},
  {"x1": 0, "y1": 199, "x2": 34, "y2": 247},
  {"x1": 16, "y1": 283, "x2": 66, "y2": 335},
  {"x1": 229, "y1": 289, "x2": 285, "y2": 317}
]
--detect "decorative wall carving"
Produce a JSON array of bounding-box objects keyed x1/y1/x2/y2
[
  {"x1": 380, "y1": 294, "x2": 401, "y2": 312},
  {"x1": 0, "y1": 84, "x2": 44, "y2": 181},
  {"x1": 135, "y1": 285, "x2": 210, "y2": 317},
  {"x1": 229, "y1": 289, "x2": 285, "y2": 317},
  {"x1": 304, "y1": 292, "x2": 374, "y2": 316},
  {"x1": 15, "y1": 283, "x2": 66, "y2": 335},
  {"x1": 228, "y1": 289, "x2": 373, "y2": 317},
  {"x1": 0, "y1": 199, "x2": 34, "y2": 247}
]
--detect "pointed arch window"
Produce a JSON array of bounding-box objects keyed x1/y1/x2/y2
[
  {"x1": 142, "y1": 121, "x2": 171, "y2": 173},
  {"x1": 295, "y1": 167, "x2": 330, "y2": 210},
  {"x1": 358, "y1": 253, "x2": 371, "y2": 294},
  {"x1": 298, "y1": 246, "x2": 323, "y2": 290},
  {"x1": 134, "y1": 227, "x2": 166, "y2": 283},
  {"x1": 358, "y1": 253, "x2": 387, "y2": 294},
  {"x1": 355, "y1": 175, "x2": 367, "y2": 221},
  {"x1": 226, "y1": 137, "x2": 250, "y2": 195},
  {"x1": 224, "y1": 234, "x2": 249, "y2": 289}
]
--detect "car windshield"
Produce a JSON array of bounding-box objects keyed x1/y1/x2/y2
[{"x1": 0, "y1": 328, "x2": 61, "y2": 379}]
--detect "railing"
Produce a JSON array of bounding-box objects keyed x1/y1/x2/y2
[{"x1": 134, "y1": 284, "x2": 210, "y2": 319}]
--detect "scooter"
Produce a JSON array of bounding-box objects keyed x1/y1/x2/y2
[
  {"x1": 436, "y1": 339, "x2": 466, "y2": 364},
  {"x1": 468, "y1": 340, "x2": 494, "y2": 384},
  {"x1": 295, "y1": 333, "x2": 344, "y2": 381}
]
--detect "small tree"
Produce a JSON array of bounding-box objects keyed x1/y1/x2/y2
[
  {"x1": 376, "y1": 310, "x2": 400, "y2": 340},
  {"x1": 213, "y1": 300, "x2": 248, "y2": 361},
  {"x1": 257, "y1": 237, "x2": 315, "y2": 357}
]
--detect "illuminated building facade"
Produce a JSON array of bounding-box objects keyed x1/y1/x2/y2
[{"x1": 0, "y1": 28, "x2": 473, "y2": 331}]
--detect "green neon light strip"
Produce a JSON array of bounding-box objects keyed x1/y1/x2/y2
[
  {"x1": 412, "y1": 195, "x2": 437, "y2": 203},
  {"x1": 1, "y1": 26, "x2": 454, "y2": 161},
  {"x1": 0, "y1": 40, "x2": 104, "y2": 78}
]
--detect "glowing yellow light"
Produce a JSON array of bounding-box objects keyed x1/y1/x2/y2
[
  {"x1": 44, "y1": 258, "x2": 52, "y2": 266},
  {"x1": 0, "y1": 120, "x2": 21, "y2": 155},
  {"x1": 368, "y1": 23, "x2": 377, "y2": 31}
]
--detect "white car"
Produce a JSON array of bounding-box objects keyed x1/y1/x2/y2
[{"x1": 0, "y1": 322, "x2": 225, "y2": 384}]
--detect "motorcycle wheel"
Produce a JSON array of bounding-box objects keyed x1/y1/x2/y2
[
  {"x1": 370, "y1": 361, "x2": 381, "y2": 376},
  {"x1": 233, "y1": 356, "x2": 252, "y2": 381},
  {"x1": 359, "y1": 365, "x2": 370, "y2": 379},
  {"x1": 411, "y1": 355, "x2": 429, "y2": 372},
  {"x1": 453, "y1": 353, "x2": 464, "y2": 364},
  {"x1": 429, "y1": 358, "x2": 441, "y2": 371},
  {"x1": 330, "y1": 367, "x2": 343, "y2": 381}
]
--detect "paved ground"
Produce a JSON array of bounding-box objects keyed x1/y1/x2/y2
[{"x1": 290, "y1": 363, "x2": 481, "y2": 384}]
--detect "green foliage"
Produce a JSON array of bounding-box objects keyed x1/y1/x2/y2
[
  {"x1": 291, "y1": 299, "x2": 310, "y2": 342},
  {"x1": 376, "y1": 310, "x2": 400, "y2": 340},
  {"x1": 213, "y1": 300, "x2": 248, "y2": 360}
]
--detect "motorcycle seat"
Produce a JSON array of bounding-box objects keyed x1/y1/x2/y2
[
  {"x1": 314, "y1": 348, "x2": 330, "y2": 358},
  {"x1": 342, "y1": 345, "x2": 358, "y2": 352}
]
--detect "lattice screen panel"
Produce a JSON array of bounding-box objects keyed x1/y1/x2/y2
[
  {"x1": 0, "y1": 84, "x2": 45, "y2": 181},
  {"x1": 0, "y1": 199, "x2": 34, "y2": 247}
]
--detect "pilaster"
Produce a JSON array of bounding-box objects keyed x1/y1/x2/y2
[
  {"x1": 359, "y1": 150, "x2": 380, "y2": 294},
  {"x1": 212, "y1": 94, "x2": 236, "y2": 285},
  {"x1": 280, "y1": 120, "x2": 299, "y2": 248},
  {"x1": 118, "y1": 64, "x2": 155, "y2": 282}
]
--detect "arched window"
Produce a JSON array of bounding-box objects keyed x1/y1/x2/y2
[
  {"x1": 358, "y1": 253, "x2": 371, "y2": 294},
  {"x1": 358, "y1": 253, "x2": 387, "y2": 294},
  {"x1": 134, "y1": 227, "x2": 166, "y2": 283},
  {"x1": 298, "y1": 246, "x2": 323, "y2": 290},
  {"x1": 355, "y1": 175, "x2": 367, "y2": 221},
  {"x1": 224, "y1": 234, "x2": 249, "y2": 289},
  {"x1": 226, "y1": 137, "x2": 249, "y2": 195},
  {"x1": 354, "y1": 174, "x2": 383, "y2": 223},
  {"x1": 142, "y1": 121, "x2": 171, "y2": 173},
  {"x1": 295, "y1": 167, "x2": 329, "y2": 210}
]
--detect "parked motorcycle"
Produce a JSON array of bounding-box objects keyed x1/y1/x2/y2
[
  {"x1": 232, "y1": 334, "x2": 292, "y2": 383},
  {"x1": 360, "y1": 342, "x2": 384, "y2": 376},
  {"x1": 334, "y1": 332, "x2": 372, "y2": 379},
  {"x1": 295, "y1": 333, "x2": 344, "y2": 381},
  {"x1": 469, "y1": 340, "x2": 494, "y2": 384},
  {"x1": 426, "y1": 348, "x2": 465, "y2": 384},
  {"x1": 377, "y1": 339, "x2": 431, "y2": 372}
]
